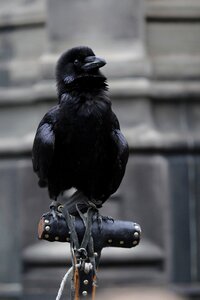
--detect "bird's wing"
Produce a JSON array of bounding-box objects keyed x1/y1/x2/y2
[
  {"x1": 108, "y1": 113, "x2": 129, "y2": 195},
  {"x1": 32, "y1": 107, "x2": 58, "y2": 186}
]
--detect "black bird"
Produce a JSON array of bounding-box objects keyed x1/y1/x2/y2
[{"x1": 32, "y1": 46, "x2": 129, "y2": 211}]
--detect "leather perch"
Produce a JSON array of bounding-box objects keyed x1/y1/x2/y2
[{"x1": 38, "y1": 209, "x2": 141, "y2": 252}]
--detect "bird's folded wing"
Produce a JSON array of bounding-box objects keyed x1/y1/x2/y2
[
  {"x1": 108, "y1": 128, "x2": 129, "y2": 196},
  {"x1": 32, "y1": 122, "x2": 55, "y2": 185}
]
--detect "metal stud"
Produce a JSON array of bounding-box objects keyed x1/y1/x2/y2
[
  {"x1": 83, "y1": 280, "x2": 89, "y2": 285},
  {"x1": 134, "y1": 232, "x2": 139, "y2": 238},
  {"x1": 82, "y1": 291, "x2": 88, "y2": 296},
  {"x1": 84, "y1": 262, "x2": 93, "y2": 274},
  {"x1": 66, "y1": 237, "x2": 70, "y2": 242},
  {"x1": 45, "y1": 226, "x2": 50, "y2": 231},
  {"x1": 44, "y1": 234, "x2": 49, "y2": 239},
  {"x1": 133, "y1": 240, "x2": 138, "y2": 245},
  {"x1": 120, "y1": 241, "x2": 124, "y2": 245},
  {"x1": 94, "y1": 252, "x2": 98, "y2": 257},
  {"x1": 135, "y1": 225, "x2": 141, "y2": 232},
  {"x1": 44, "y1": 219, "x2": 50, "y2": 224},
  {"x1": 108, "y1": 239, "x2": 112, "y2": 243},
  {"x1": 55, "y1": 236, "x2": 59, "y2": 241}
]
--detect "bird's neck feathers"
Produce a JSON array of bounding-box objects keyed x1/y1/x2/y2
[{"x1": 57, "y1": 74, "x2": 108, "y2": 98}]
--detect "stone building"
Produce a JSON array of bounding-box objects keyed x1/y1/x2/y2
[{"x1": 0, "y1": 0, "x2": 200, "y2": 299}]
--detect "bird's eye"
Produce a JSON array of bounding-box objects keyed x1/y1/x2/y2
[{"x1": 74, "y1": 59, "x2": 79, "y2": 66}]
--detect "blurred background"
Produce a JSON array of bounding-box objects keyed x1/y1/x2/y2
[{"x1": 0, "y1": 0, "x2": 200, "y2": 299}]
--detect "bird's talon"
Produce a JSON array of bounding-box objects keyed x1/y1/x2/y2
[
  {"x1": 50, "y1": 200, "x2": 60, "y2": 209},
  {"x1": 49, "y1": 201, "x2": 60, "y2": 220},
  {"x1": 102, "y1": 216, "x2": 114, "y2": 223},
  {"x1": 94, "y1": 212, "x2": 103, "y2": 231}
]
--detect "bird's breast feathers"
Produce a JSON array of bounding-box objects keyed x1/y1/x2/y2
[{"x1": 60, "y1": 93, "x2": 111, "y2": 125}]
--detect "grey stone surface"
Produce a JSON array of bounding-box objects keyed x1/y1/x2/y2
[
  {"x1": 0, "y1": 25, "x2": 47, "y2": 86},
  {"x1": 169, "y1": 157, "x2": 193, "y2": 283},
  {"x1": 146, "y1": 0, "x2": 200, "y2": 79},
  {"x1": 0, "y1": 158, "x2": 50, "y2": 292},
  {"x1": 0, "y1": 0, "x2": 47, "y2": 87},
  {"x1": 2, "y1": 79, "x2": 200, "y2": 105},
  {"x1": 151, "y1": 56, "x2": 200, "y2": 79},
  {"x1": 0, "y1": 282, "x2": 22, "y2": 299},
  {"x1": 16, "y1": 159, "x2": 51, "y2": 248},
  {"x1": 120, "y1": 155, "x2": 170, "y2": 248},
  {"x1": 47, "y1": 0, "x2": 144, "y2": 53},
  {"x1": 0, "y1": 103, "x2": 53, "y2": 139},
  {"x1": 0, "y1": 161, "x2": 22, "y2": 283},
  {"x1": 43, "y1": 0, "x2": 147, "y2": 82},
  {"x1": 0, "y1": 27, "x2": 46, "y2": 61},
  {"x1": 23, "y1": 239, "x2": 163, "y2": 265},
  {"x1": 0, "y1": 0, "x2": 46, "y2": 28},
  {"x1": 146, "y1": 0, "x2": 200, "y2": 19},
  {"x1": 1, "y1": 79, "x2": 200, "y2": 156},
  {"x1": 147, "y1": 23, "x2": 200, "y2": 56}
]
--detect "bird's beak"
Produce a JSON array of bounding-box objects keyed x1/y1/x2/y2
[{"x1": 81, "y1": 56, "x2": 106, "y2": 71}]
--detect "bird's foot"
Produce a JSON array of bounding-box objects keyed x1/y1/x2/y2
[
  {"x1": 49, "y1": 200, "x2": 61, "y2": 220},
  {"x1": 95, "y1": 211, "x2": 103, "y2": 232},
  {"x1": 101, "y1": 215, "x2": 114, "y2": 223},
  {"x1": 93, "y1": 211, "x2": 113, "y2": 231}
]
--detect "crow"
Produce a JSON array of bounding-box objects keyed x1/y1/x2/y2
[{"x1": 32, "y1": 46, "x2": 129, "y2": 212}]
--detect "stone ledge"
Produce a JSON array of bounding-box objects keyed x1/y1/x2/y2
[
  {"x1": 146, "y1": 0, "x2": 200, "y2": 19},
  {"x1": 23, "y1": 269, "x2": 166, "y2": 298},
  {"x1": 0, "y1": 53, "x2": 200, "y2": 90},
  {"x1": 41, "y1": 53, "x2": 200, "y2": 80},
  {"x1": 23, "y1": 239, "x2": 163, "y2": 266},
  {"x1": 40, "y1": 49, "x2": 150, "y2": 80},
  {"x1": 0, "y1": 283, "x2": 22, "y2": 298},
  {"x1": 1, "y1": 130, "x2": 200, "y2": 157},
  {"x1": 0, "y1": 59, "x2": 42, "y2": 87},
  {"x1": 0, "y1": 0, "x2": 46, "y2": 29},
  {"x1": 151, "y1": 56, "x2": 200, "y2": 79},
  {"x1": 125, "y1": 127, "x2": 200, "y2": 153},
  {"x1": 0, "y1": 78, "x2": 200, "y2": 106},
  {"x1": 0, "y1": 135, "x2": 33, "y2": 156},
  {"x1": 0, "y1": 82, "x2": 55, "y2": 106}
]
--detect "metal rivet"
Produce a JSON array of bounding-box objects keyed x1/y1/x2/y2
[
  {"x1": 133, "y1": 240, "x2": 138, "y2": 245},
  {"x1": 84, "y1": 263, "x2": 93, "y2": 274},
  {"x1": 83, "y1": 280, "x2": 89, "y2": 285},
  {"x1": 134, "y1": 232, "x2": 139, "y2": 238},
  {"x1": 94, "y1": 252, "x2": 98, "y2": 257},
  {"x1": 108, "y1": 239, "x2": 112, "y2": 243},
  {"x1": 66, "y1": 237, "x2": 70, "y2": 242},
  {"x1": 44, "y1": 219, "x2": 50, "y2": 224},
  {"x1": 82, "y1": 291, "x2": 87, "y2": 296},
  {"x1": 45, "y1": 226, "x2": 50, "y2": 231},
  {"x1": 120, "y1": 241, "x2": 124, "y2": 245},
  {"x1": 44, "y1": 234, "x2": 49, "y2": 239},
  {"x1": 135, "y1": 225, "x2": 141, "y2": 232},
  {"x1": 55, "y1": 236, "x2": 59, "y2": 241}
]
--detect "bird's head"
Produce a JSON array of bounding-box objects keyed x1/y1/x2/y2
[{"x1": 56, "y1": 46, "x2": 107, "y2": 95}]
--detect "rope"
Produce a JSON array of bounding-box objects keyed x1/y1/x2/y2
[{"x1": 55, "y1": 266, "x2": 73, "y2": 300}]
